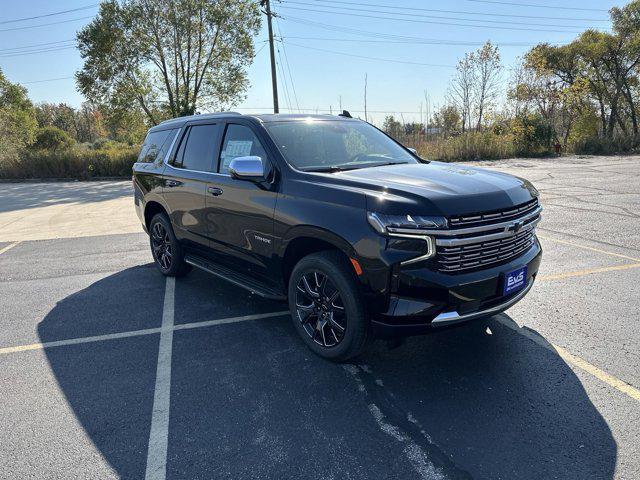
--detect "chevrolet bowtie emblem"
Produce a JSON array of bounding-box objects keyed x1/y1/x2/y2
[{"x1": 505, "y1": 220, "x2": 524, "y2": 234}]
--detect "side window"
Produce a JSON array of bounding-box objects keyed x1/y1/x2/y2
[
  {"x1": 137, "y1": 129, "x2": 176, "y2": 163},
  {"x1": 172, "y1": 128, "x2": 190, "y2": 167},
  {"x1": 174, "y1": 124, "x2": 219, "y2": 172},
  {"x1": 219, "y1": 124, "x2": 268, "y2": 174}
]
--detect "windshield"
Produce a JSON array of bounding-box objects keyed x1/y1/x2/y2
[{"x1": 265, "y1": 120, "x2": 418, "y2": 171}]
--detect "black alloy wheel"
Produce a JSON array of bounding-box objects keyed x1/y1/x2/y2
[
  {"x1": 151, "y1": 221, "x2": 173, "y2": 271},
  {"x1": 148, "y1": 213, "x2": 191, "y2": 277},
  {"x1": 288, "y1": 251, "x2": 370, "y2": 361},
  {"x1": 295, "y1": 271, "x2": 347, "y2": 347}
]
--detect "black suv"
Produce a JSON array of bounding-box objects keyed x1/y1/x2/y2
[{"x1": 133, "y1": 112, "x2": 542, "y2": 360}]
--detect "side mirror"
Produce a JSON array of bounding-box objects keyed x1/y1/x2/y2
[
  {"x1": 229, "y1": 156, "x2": 268, "y2": 182},
  {"x1": 407, "y1": 147, "x2": 418, "y2": 156}
]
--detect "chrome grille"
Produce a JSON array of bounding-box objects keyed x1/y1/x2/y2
[
  {"x1": 437, "y1": 228, "x2": 536, "y2": 273},
  {"x1": 434, "y1": 199, "x2": 541, "y2": 273},
  {"x1": 449, "y1": 198, "x2": 539, "y2": 229}
]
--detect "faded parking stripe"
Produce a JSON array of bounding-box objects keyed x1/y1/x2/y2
[
  {"x1": 0, "y1": 241, "x2": 20, "y2": 256},
  {"x1": 496, "y1": 317, "x2": 640, "y2": 403},
  {"x1": 145, "y1": 277, "x2": 175, "y2": 480},
  {"x1": 0, "y1": 310, "x2": 289, "y2": 356}
]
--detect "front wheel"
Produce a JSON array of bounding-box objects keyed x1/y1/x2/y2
[
  {"x1": 288, "y1": 251, "x2": 370, "y2": 362},
  {"x1": 149, "y1": 213, "x2": 192, "y2": 277}
]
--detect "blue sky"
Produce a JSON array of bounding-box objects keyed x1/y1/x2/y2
[{"x1": 0, "y1": 0, "x2": 629, "y2": 124}]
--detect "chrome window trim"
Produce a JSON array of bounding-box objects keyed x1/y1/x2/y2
[{"x1": 165, "y1": 162, "x2": 232, "y2": 178}]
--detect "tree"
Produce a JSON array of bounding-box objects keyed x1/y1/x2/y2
[
  {"x1": 382, "y1": 115, "x2": 403, "y2": 139},
  {"x1": 525, "y1": 1, "x2": 640, "y2": 139},
  {"x1": 433, "y1": 105, "x2": 461, "y2": 137},
  {"x1": 0, "y1": 70, "x2": 37, "y2": 168},
  {"x1": 35, "y1": 103, "x2": 79, "y2": 139},
  {"x1": 448, "y1": 52, "x2": 475, "y2": 133},
  {"x1": 76, "y1": 103, "x2": 107, "y2": 143},
  {"x1": 473, "y1": 41, "x2": 502, "y2": 132},
  {"x1": 77, "y1": 0, "x2": 261, "y2": 124}
]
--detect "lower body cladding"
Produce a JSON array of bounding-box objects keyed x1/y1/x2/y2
[{"x1": 371, "y1": 240, "x2": 542, "y2": 337}]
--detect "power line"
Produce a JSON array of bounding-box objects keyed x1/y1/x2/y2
[
  {"x1": 232, "y1": 106, "x2": 425, "y2": 114},
  {"x1": 283, "y1": 1, "x2": 602, "y2": 28},
  {"x1": 280, "y1": 40, "x2": 455, "y2": 67},
  {"x1": 275, "y1": 16, "x2": 301, "y2": 112},
  {"x1": 275, "y1": 42, "x2": 293, "y2": 110},
  {"x1": 0, "y1": 46, "x2": 76, "y2": 58},
  {"x1": 283, "y1": 15, "x2": 566, "y2": 44},
  {"x1": 460, "y1": 0, "x2": 609, "y2": 12},
  {"x1": 0, "y1": 15, "x2": 94, "y2": 33},
  {"x1": 21, "y1": 76, "x2": 75, "y2": 85},
  {"x1": 302, "y1": 0, "x2": 610, "y2": 22},
  {"x1": 278, "y1": 5, "x2": 586, "y2": 33},
  {"x1": 0, "y1": 4, "x2": 98, "y2": 25},
  {"x1": 277, "y1": 35, "x2": 556, "y2": 47},
  {"x1": 0, "y1": 39, "x2": 75, "y2": 53}
]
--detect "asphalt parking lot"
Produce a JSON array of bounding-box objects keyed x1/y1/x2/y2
[{"x1": 1, "y1": 155, "x2": 639, "y2": 480}]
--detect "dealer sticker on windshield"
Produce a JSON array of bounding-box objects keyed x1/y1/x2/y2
[{"x1": 503, "y1": 266, "x2": 527, "y2": 296}]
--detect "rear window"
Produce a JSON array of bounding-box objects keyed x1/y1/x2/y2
[{"x1": 137, "y1": 129, "x2": 178, "y2": 163}]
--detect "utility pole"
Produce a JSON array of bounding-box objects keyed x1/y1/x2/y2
[
  {"x1": 364, "y1": 73, "x2": 368, "y2": 123},
  {"x1": 261, "y1": 0, "x2": 279, "y2": 113}
]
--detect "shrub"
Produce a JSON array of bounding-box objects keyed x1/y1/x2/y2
[
  {"x1": 32, "y1": 126, "x2": 75, "y2": 151},
  {"x1": 510, "y1": 114, "x2": 553, "y2": 156},
  {"x1": 0, "y1": 143, "x2": 139, "y2": 179},
  {"x1": 416, "y1": 131, "x2": 518, "y2": 161},
  {"x1": 570, "y1": 134, "x2": 640, "y2": 155}
]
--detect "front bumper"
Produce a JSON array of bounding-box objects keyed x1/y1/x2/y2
[{"x1": 372, "y1": 240, "x2": 542, "y2": 337}]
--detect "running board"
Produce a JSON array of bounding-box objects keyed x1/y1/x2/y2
[{"x1": 184, "y1": 254, "x2": 286, "y2": 301}]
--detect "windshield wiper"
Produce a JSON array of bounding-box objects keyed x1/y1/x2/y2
[
  {"x1": 301, "y1": 165, "x2": 360, "y2": 173},
  {"x1": 302, "y1": 161, "x2": 409, "y2": 173}
]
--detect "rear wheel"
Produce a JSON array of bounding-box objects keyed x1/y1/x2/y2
[
  {"x1": 149, "y1": 213, "x2": 191, "y2": 277},
  {"x1": 288, "y1": 251, "x2": 370, "y2": 361}
]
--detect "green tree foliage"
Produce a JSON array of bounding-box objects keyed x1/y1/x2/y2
[
  {"x1": 32, "y1": 126, "x2": 76, "y2": 151},
  {"x1": 525, "y1": 1, "x2": 640, "y2": 140},
  {"x1": 0, "y1": 69, "x2": 38, "y2": 167},
  {"x1": 433, "y1": 105, "x2": 461, "y2": 137},
  {"x1": 76, "y1": 0, "x2": 261, "y2": 124},
  {"x1": 382, "y1": 115, "x2": 403, "y2": 139},
  {"x1": 35, "y1": 102, "x2": 108, "y2": 143}
]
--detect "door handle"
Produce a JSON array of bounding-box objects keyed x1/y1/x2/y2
[
  {"x1": 166, "y1": 179, "x2": 182, "y2": 187},
  {"x1": 208, "y1": 186, "x2": 223, "y2": 196}
]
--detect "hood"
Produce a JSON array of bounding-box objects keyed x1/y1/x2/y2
[{"x1": 328, "y1": 161, "x2": 538, "y2": 216}]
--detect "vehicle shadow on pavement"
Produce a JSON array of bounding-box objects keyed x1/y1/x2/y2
[
  {"x1": 0, "y1": 181, "x2": 132, "y2": 213},
  {"x1": 37, "y1": 267, "x2": 616, "y2": 480}
]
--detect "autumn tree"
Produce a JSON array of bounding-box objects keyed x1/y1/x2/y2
[
  {"x1": 433, "y1": 105, "x2": 461, "y2": 137},
  {"x1": 0, "y1": 70, "x2": 37, "y2": 168},
  {"x1": 473, "y1": 42, "x2": 502, "y2": 131},
  {"x1": 448, "y1": 52, "x2": 475, "y2": 133},
  {"x1": 77, "y1": 0, "x2": 261, "y2": 125}
]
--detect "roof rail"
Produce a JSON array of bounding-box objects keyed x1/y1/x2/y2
[{"x1": 158, "y1": 111, "x2": 242, "y2": 125}]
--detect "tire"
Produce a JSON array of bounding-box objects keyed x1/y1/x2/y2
[
  {"x1": 148, "y1": 213, "x2": 192, "y2": 277},
  {"x1": 288, "y1": 251, "x2": 370, "y2": 362}
]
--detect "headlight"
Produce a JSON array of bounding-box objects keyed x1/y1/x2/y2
[
  {"x1": 367, "y1": 212, "x2": 448, "y2": 234},
  {"x1": 367, "y1": 212, "x2": 445, "y2": 265}
]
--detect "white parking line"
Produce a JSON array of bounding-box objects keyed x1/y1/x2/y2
[
  {"x1": 145, "y1": 277, "x2": 175, "y2": 480},
  {"x1": 0, "y1": 311, "x2": 289, "y2": 356}
]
